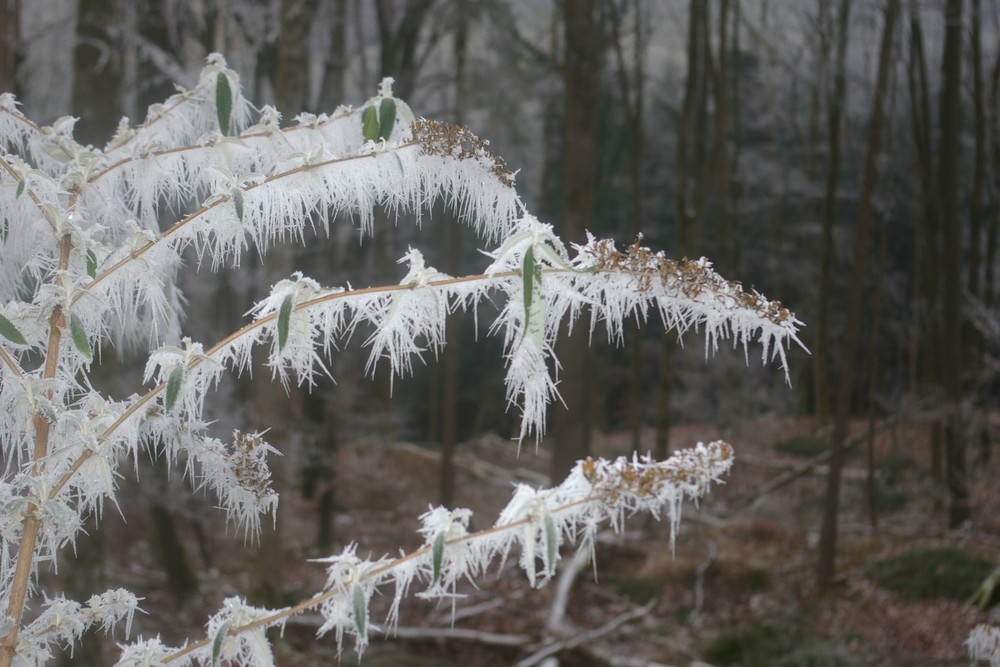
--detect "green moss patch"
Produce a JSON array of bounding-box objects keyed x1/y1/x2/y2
[{"x1": 865, "y1": 546, "x2": 996, "y2": 602}]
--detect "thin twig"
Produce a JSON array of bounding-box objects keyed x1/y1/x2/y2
[{"x1": 288, "y1": 616, "x2": 532, "y2": 647}]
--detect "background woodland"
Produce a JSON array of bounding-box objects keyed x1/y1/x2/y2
[{"x1": 1, "y1": 0, "x2": 998, "y2": 664}]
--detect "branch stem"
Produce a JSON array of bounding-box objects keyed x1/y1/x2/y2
[
  {"x1": 163, "y1": 495, "x2": 596, "y2": 662},
  {"x1": 0, "y1": 232, "x2": 74, "y2": 667}
]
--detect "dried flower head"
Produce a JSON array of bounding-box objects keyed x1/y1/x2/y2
[
  {"x1": 406, "y1": 118, "x2": 514, "y2": 187},
  {"x1": 227, "y1": 431, "x2": 276, "y2": 502},
  {"x1": 581, "y1": 236, "x2": 793, "y2": 326}
]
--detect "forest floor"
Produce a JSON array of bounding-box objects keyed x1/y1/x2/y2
[{"x1": 74, "y1": 415, "x2": 999, "y2": 666}]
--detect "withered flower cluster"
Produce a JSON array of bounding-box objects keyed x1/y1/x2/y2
[
  {"x1": 582, "y1": 237, "x2": 793, "y2": 326},
  {"x1": 407, "y1": 118, "x2": 514, "y2": 188}
]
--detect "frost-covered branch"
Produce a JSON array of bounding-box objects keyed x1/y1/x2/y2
[
  {"x1": 969, "y1": 625, "x2": 1000, "y2": 666},
  {"x1": 0, "y1": 53, "x2": 801, "y2": 666},
  {"x1": 134, "y1": 441, "x2": 733, "y2": 665}
]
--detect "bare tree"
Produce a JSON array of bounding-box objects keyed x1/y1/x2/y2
[
  {"x1": 938, "y1": 0, "x2": 968, "y2": 527},
  {"x1": 817, "y1": 0, "x2": 899, "y2": 589},
  {"x1": 551, "y1": 0, "x2": 601, "y2": 480}
]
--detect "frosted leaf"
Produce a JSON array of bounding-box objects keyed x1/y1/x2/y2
[
  {"x1": 969, "y1": 625, "x2": 1000, "y2": 667},
  {"x1": 312, "y1": 545, "x2": 392, "y2": 655},
  {"x1": 200, "y1": 597, "x2": 285, "y2": 667},
  {"x1": 416, "y1": 506, "x2": 475, "y2": 598},
  {"x1": 193, "y1": 431, "x2": 279, "y2": 537},
  {"x1": 115, "y1": 636, "x2": 182, "y2": 667},
  {"x1": 362, "y1": 249, "x2": 452, "y2": 389}
]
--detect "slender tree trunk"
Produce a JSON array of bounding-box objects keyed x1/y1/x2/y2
[
  {"x1": 938, "y1": 0, "x2": 968, "y2": 527},
  {"x1": 317, "y1": 0, "x2": 349, "y2": 112},
  {"x1": 726, "y1": 0, "x2": 743, "y2": 275},
  {"x1": 906, "y1": 0, "x2": 944, "y2": 482},
  {"x1": 17, "y1": 0, "x2": 78, "y2": 124},
  {"x1": 968, "y1": 0, "x2": 990, "y2": 466},
  {"x1": 249, "y1": 0, "x2": 319, "y2": 607},
  {"x1": 814, "y1": 0, "x2": 851, "y2": 421},
  {"x1": 609, "y1": 0, "x2": 647, "y2": 452},
  {"x1": 659, "y1": 0, "x2": 709, "y2": 460},
  {"x1": 0, "y1": 0, "x2": 14, "y2": 93},
  {"x1": 987, "y1": 41, "x2": 1000, "y2": 316},
  {"x1": 817, "y1": 0, "x2": 898, "y2": 589},
  {"x1": 438, "y1": 0, "x2": 468, "y2": 507},
  {"x1": 552, "y1": 0, "x2": 599, "y2": 480}
]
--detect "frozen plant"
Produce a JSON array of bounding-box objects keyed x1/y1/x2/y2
[
  {"x1": 0, "y1": 55, "x2": 802, "y2": 665},
  {"x1": 969, "y1": 625, "x2": 1000, "y2": 667}
]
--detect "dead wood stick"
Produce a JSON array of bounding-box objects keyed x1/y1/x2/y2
[
  {"x1": 287, "y1": 614, "x2": 532, "y2": 647},
  {"x1": 513, "y1": 598, "x2": 658, "y2": 667}
]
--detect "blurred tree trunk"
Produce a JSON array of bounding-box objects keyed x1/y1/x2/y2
[
  {"x1": 725, "y1": 0, "x2": 743, "y2": 275},
  {"x1": 609, "y1": 0, "x2": 647, "y2": 452},
  {"x1": 274, "y1": 0, "x2": 316, "y2": 115},
  {"x1": 814, "y1": 0, "x2": 851, "y2": 421},
  {"x1": 249, "y1": 0, "x2": 318, "y2": 607},
  {"x1": 0, "y1": 0, "x2": 14, "y2": 93},
  {"x1": 16, "y1": 0, "x2": 78, "y2": 124},
  {"x1": 375, "y1": 0, "x2": 435, "y2": 99},
  {"x1": 658, "y1": 0, "x2": 711, "y2": 461},
  {"x1": 817, "y1": 0, "x2": 898, "y2": 589},
  {"x1": 968, "y1": 0, "x2": 990, "y2": 466},
  {"x1": 370, "y1": 0, "x2": 437, "y2": 429},
  {"x1": 437, "y1": 0, "x2": 468, "y2": 507},
  {"x1": 906, "y1": 0, "x2": 944, "y2": 483},
  {"x1": 987, "y1": 33, "x2": 1000, "y2": 356},
  {"x1": 938, "y1": 0, "x2": 968, "y2": 528},
  {"x1": 988, "y1": 36, "x2": 1000, "y2": 299},
  {"x1": 317, "y1": 0, "x2": 349, "y2": 112},
  {"x1": 551, "y1": 0, "x2": 599, "y2": 480}
]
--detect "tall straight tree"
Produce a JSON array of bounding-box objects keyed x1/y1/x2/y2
[
  {"x1": 551, "y1": 0, "x2": 600, "y2": 480},
  {"x1": 813, "y1": 0, "x2": 852, "y2": 421},
  {"x1": 817, "y1": 0, "x2": 899, "y2": 589},
  {"x1": 608, "y1": 0, "x2": 648, "y2": 452},
  {"x1": 436, "y1": 0, "x2": 469, "y2": 506},
  {"x1": 938, "y1": 0, "x2": 968, "y2": 527}
]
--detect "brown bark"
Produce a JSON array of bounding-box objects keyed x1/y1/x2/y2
[
  {"x1": 551, "y1": 0, "x2": 599, "y2": 480},
  {"x1": 906, "y1": 0, "x2": 944, "y2": 481},
  {"x1": 438, "y1": 0, "x2": 468, "y2": 507},
  {"x1": 274, "y1": 0, "x2": 317, "y2": 117},
  {"x1": 374, "y1": 0, "x2": 435, "y2": 99},
  {"x1": 609, "y1": 0, "x2": 647, "y2": 452},
  {"x1": 317, "y1": 0, "x2": 349, "y2": 112},
  {"x1": 938, "y1": 0, "x2": 968, "y2": 528},
  {"x1": 813, "y1": 0, "x2": 851, "y2": 421},
  {"x1": 0, "y1": 0, "x2": 14, "y2": 94},
  {"x1": 817, "y1": 0, "x2": 898, "y2": 589}
]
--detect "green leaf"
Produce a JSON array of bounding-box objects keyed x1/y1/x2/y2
[
  {"x1": 432, "y1": 532, "x2": 445, "y2": 587},
  {"x1": 15, "y1": 179, "x2": 24, "y2": 199},
  {"x1": 378, "y1": 98, "x2": 397, "y2": 141},
  {"x1": 165, "y1": 364, "x2": 184, "y2": 413},
  {"x1": 0, "y1": 314, "x2": 27, "y2": 346},
  {"x1": 544, "y1": 512, "x2": 557, "y2": 574},
  {"x1": 361, "y1": 105, "x2": 380, "y2": 142},
  {"x1": 211, "y1": 619, "x2": 233, "y2": 667},
  {"x1": 522, "y1": 245, "x2": 535, "y2": 332},
  {"x1": 39, "y1": 402, "x2": 58, "y2": 424},
  {"x1": 86, "y1": 249, "x2": 97, "y2": 279},
  {"x1": 232, "y1": 187, "x2": 244, "y2": 222},
  {"x1": 216, "y1": 73, "x2": 233, "y2": 136},
  {"x1": 277, "y1": 294, "x2": 293, "y2": 352},
  {"x1": 352, "y1": 584, "x2": 367, "y2": 637},
  {"x1": 69, "y1": 312, "x2": 91, "y2": 358}
]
